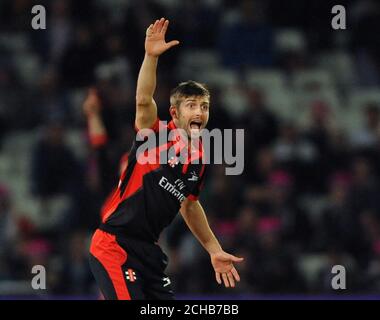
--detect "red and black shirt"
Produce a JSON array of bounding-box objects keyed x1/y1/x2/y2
[{"x1": 99, "y1": 119, "x2": 207, "y2": 243}]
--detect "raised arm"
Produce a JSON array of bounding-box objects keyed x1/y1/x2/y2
[
  {"x1": 135, "y1": 18, "x2": 179, "y2": 130},
  {"x1": 83, "y1": 87, "x2": 107, "y2": 147}
]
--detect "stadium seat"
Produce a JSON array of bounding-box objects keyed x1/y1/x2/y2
[
  {"x1": 246, "y1": 69, "x2": 286, "y2": 91},
  {"x1": 291, "y1": 69, "x2": 342, "y2": 126},
  {"x1": 342, "y1": 89, "x2": 380, "y2": 130},
  {"x1": 275, "y1": 29, "x2": 307, "y2": 53},
  {"x1": 219, "y1": 86, "x2": 249, "y2": 119},
  {"x1": 197, "y1": 67, "x2": 239, "y2": 89},
  {"x1": 348, "y1": 89, "x2": 380, "y2": 110},
  {"x1": 0, "y1": 33, "x2": 29, "y2": 52},
  {"x1": 292, "y1": 69, "x2": 335, "y2": 92},
  {"x1": 245, "y1": 69, "x2": 295, "y2": 121},
  {"x1": 178, "y1": 49, "x2": 220, "y2": 79},
  {"x1": 317, "y1": 52, "x2": 355, "y2": 90},
  {"x1": 297, "y1": 254, "x2": 329, "y2": 289},
  {"x1": 13, "y1": 53, "x2": 41, "y2": 87}
]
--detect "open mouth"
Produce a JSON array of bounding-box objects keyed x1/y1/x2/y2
[{"x1": 190, "y1": 120, "x2": 202, "y2": 130}]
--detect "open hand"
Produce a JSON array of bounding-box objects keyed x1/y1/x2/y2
[
  {"x1": 145, "y1": 18, "x2": 179, "y2": 57},
  {"x1": 211, "y1": 251, "x2": 244, "y2": 288}
]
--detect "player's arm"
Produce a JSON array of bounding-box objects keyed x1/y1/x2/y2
[
  {"x1": 83, "y1": 87, "x2": 107, "y2": 147},
  {"x1": 180, "y1": 199, "x2": 244, "y2": 288},
  {"x1": 135, "y1": 18, "x2": 179, "y2": 130},
  {"x1": 83, "y1": 88, "x2": 117, "y2": 196}
]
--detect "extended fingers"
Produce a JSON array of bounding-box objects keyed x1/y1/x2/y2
[
  {"x1": 146, "y1": 24, "x2": 153, "y2": 36},
  {"x1": 216, "y1": 272, "x2": 221, "y2": 285},
  {"x1": 161, "y1": 19, "x2": 169, "y2": 34},
  {"x1": 152, "y1": 19, "x2": 160, "y2": 33},
  {"x1": 222, "y1": 273, "x2": 229, "y2": 288},
  {"x1": 231, "y1": 267, "x2": 241, "y2": 282},
  {"x1": 156, "y1": 18, "x2": 165, "y2": 33},
  {"x1": 227, "y1": 272, "x2": 235, "y2": 288},
  {"x1": 217, "y1": 270, "x2": 240, "y2": 288}
]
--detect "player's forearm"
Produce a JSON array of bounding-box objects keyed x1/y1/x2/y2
[
  {"x1": 136, "y1": 54, "x2": 158, "y2": 105},
  {"x1": 180, "y1": 201, "x2": 222, "y2": 255},
  {"x1": 87, "y1": 113, "x2": 107, "y2": 146}
]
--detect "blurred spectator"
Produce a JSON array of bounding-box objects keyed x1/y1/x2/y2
[
  {"x1": 232, "y1": 205, "x2": 260, "y2": 253},
  {"x1": 58, "y1": 230, "x2": 93, "y2": 295},
  {"x1": 366, "y1": 236, "x2": 380, "y2": 292},
  {"x1": 31, "y1": 122, "x2": 80, "y2": 198},
  {"x1": 326, "y1": 129, "x2": 352, "y2": 176},
  {"x1": 204, "y1": 165, "x2": 242, "y2": 220},
  {"x1": 317, "y1": 172, "x2": 358, "y2": 251},
  {"x1": 347, "y1": 158, "x2": 380, "y2": 267},
  {"x1": 0, "y1": 185, "x2": 18, "y2": 276},
  {"x1": 59, "y1": 25, "x2": 100, "y2": 89},
  {"x1": 356, "y1": 210, "x2": 380, "y2": 268},
  {"x1": 241, "y1": 88, "x2": 279, "y2": 162},
  {"x1": 0, "y1": 113, "x2": 7, "y2": 151},
  {"x1": 44, "y1": 0, "x2": 73, "y2": 64},
  {"x1": 351, "y1": 103, "x2": 380, "y2": 150},
  {"x1": 246, "y1": 147, "x2": 276, "y2": 185},
  {"x1": 349, "y1": 157, "x2": 380, "y2": 214},
  {"x1": 30, "y1": 122, "x2": 82, "y2": 232},
  {"x1": 248, "y1": 225, "x2": 306, "y2": 293},
  {"x1": 303, "y1": 100, "x2": 335, "y2": 193},
  {"x1": 268, "y1": 170, "x2": 313, "y2": 250},
  {"x1": 351, "y1": 0, "x2": 380, "y2": 86},
  {"x1": 272, "y1": 122, "x2": 318, "y2": 194},
  {"x1": 50, "y1": 1, "x2": 72, "y2": 59}
]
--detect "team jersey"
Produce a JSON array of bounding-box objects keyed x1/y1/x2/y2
[{"x1": 99, "y1": 119, "x2": 207, "y2": 243}]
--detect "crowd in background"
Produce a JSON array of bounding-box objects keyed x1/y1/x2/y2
[{"x1": 1, "y1": 0, "x2": 380, "y2": 297}]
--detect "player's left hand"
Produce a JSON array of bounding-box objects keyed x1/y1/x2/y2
[{"x1": 210, "y1": 251, "x2": 244, "y2": 288}]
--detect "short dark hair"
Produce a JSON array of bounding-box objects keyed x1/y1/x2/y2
[{"x1": 170, "y1": 80, "x2": 210, "y2": 107}]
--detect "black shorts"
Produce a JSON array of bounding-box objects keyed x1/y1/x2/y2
[{"x1": 89, "y1": 228, "x2": 174, "y2": 300}]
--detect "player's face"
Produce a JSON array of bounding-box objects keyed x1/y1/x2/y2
[{"x1": 174, "y1": 95, "x2": 210, "y2": 138}]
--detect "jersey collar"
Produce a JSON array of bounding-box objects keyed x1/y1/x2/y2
[{"x1": 167, "y1": 120, "x2": 204, "y2": 163}]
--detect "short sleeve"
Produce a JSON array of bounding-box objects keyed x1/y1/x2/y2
[
  {"x1": 89, "y1": 133, "x2": 108, "y2": 147},
  {"x1": 187, "y1": 165, "x2": 207, "y2": 201},
  {"x1": 134, "y1": 118, "x2": 160, "y2": 133}
]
